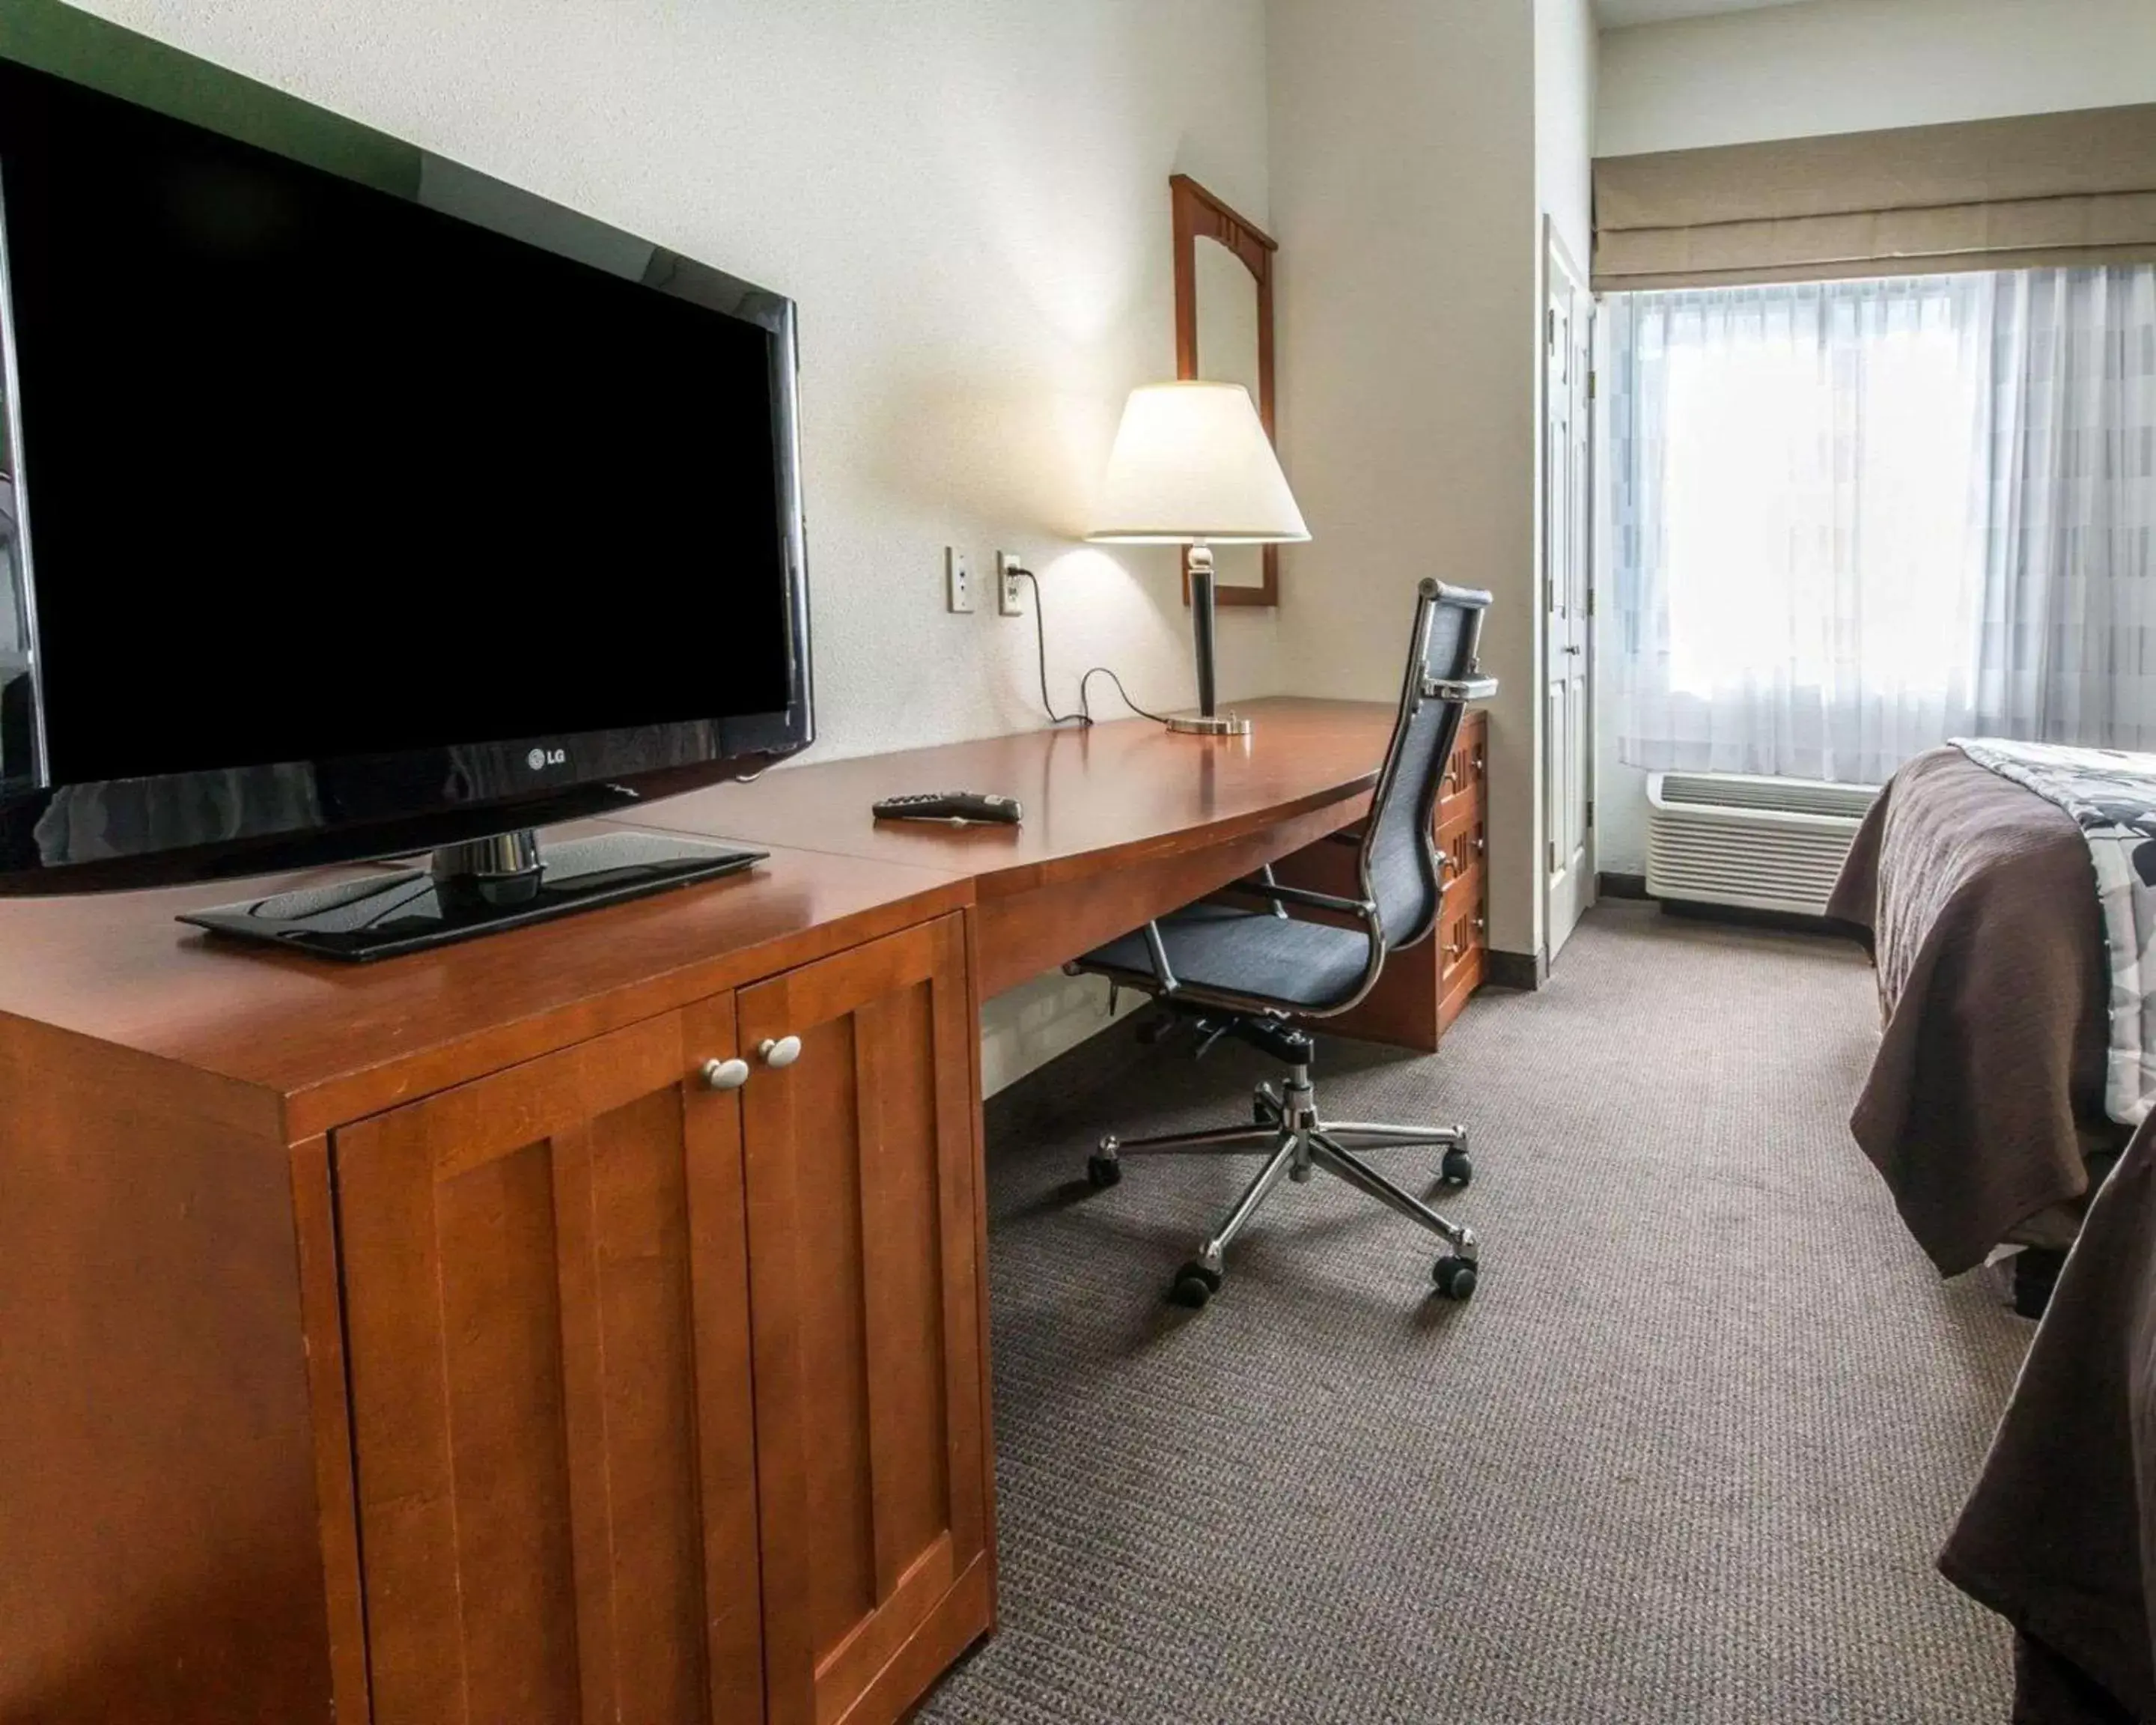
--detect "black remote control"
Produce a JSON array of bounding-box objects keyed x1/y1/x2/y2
[{"x1": 871, "y1": 791, "x2": 1023, "y2": 826}]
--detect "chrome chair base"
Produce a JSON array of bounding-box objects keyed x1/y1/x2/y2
[{"x1": 1087, "y1": 1063, "x2": 1479, "y2": 1306}]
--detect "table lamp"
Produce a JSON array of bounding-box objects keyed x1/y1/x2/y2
[{"x1": 1088, "y1": 381, "x2": 1309, "y2": 737}]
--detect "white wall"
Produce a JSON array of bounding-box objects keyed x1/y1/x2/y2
[
  {"x1": 1538, "y1": 0, "x2": 1598, "y2": 273},
  {"x1": 1592, "y1": 0, "x2": 2156, "y2": 876},
  {"x1": 1600, "y1": 0, "x2": 2156, "y2": 157},
  {"x1": 69, "y1": 0, "x2": 1274, "y2": 1090},
  {"x1": 1268, "y1": 0, "x2": 1544, "y2": 960},
  {"x1": 1538, "y1": 0, "x2": 1598, "y2": 949}
]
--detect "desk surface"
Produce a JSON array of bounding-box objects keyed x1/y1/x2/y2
[
  {"x1": 0, "y1": 837, "x2": 969, "y2": 1137},
  {"x1": 0, "y1": 697, "x2": 1395, "y2": 1125},
  {"x1": 618, "y1": 696, "x2": 1396, "y2": 896}
]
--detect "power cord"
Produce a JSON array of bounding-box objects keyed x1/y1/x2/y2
[
  {"x1": 1009, "y1": 567, "x2": 1087, "y2": 726},
  {"x1": 1079, "y1": 666, "x2": 1170, "y2": 725},
  {"x1": 1008, "y1": 563, "x2": 1171, "y2": 729}
]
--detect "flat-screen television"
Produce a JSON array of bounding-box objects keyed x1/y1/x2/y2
[{"x1": 0, "y1": 6, "x2": 811, "y2": 950}]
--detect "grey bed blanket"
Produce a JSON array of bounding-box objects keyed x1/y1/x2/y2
[
  {"x1": 1943, "y1": 1108, "x2": 2156, "y2": 1723},
  {"x1": 1954, "y1": 738, "x2": 2156, "y2": 1128}
]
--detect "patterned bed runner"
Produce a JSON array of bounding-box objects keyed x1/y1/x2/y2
[{"x1": 1953, "y1": 737, "x2": 2156, "y2": 1125}]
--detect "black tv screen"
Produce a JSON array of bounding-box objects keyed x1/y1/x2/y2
[{"x1": 0, "y1": 16, "x2": 811, "y2": 892}]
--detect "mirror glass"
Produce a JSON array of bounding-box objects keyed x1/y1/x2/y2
[{"x1": 1191, "y1": 236, "x2": 1267, "y2": 591}]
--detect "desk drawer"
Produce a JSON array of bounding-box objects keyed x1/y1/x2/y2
[
  {"x1": 1440, "y1": 880, "x2": 1486, "y2": 977},
  {"x1": 1437, "y1": 875, "x2": 1486, "y2": 1033},
  {"x1": 1438, "y1": 712, "x2": 1487, "y2": 824},
  {"x1": 1438, "y1": 806, "x2": 1486, "y2": 893}
]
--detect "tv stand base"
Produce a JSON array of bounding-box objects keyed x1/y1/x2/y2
[{"x1": 180, "y1": 829, "x2": 764, "y2": 961}]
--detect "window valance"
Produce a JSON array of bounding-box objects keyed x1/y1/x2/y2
[{"x1": 1593, "y1": 104, "x2": 2156, "y2": 291}]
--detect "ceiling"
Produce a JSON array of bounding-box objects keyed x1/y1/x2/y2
[{"x1": 1594, "y1": 0, "x2": 1815, "y2": 28}]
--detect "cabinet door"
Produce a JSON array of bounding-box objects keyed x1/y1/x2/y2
[
  {"x1": 738, "y1": 914, "x2": 993, "y2": 1725},
  {"x1": 335, "y1": 1003, "x2": 764, "y2": 1725}
]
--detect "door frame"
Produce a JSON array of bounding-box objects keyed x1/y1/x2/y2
[{"x1": 1541, "y1": 216, "x2": 1597, "y2": 961}]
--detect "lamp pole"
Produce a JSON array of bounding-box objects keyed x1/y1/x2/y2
[{"x1": 1166, "y1": 541, "x2": 1249, "y2": 736}]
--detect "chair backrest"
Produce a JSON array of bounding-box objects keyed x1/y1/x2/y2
[{"x1": 1357, "y1": 579, "x2": 1495, "y2": 954}]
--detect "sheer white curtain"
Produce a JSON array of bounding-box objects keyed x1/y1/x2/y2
[
  {"x1": 1609, "y1": 276, "x2": 1992, "y2": 782},
  {"x1": 1974, "y1": 267, "x2": 2156, "y2": 746},
  {"x1": 1609, "y1": 266, "x2": 2156, "y2": 782}
]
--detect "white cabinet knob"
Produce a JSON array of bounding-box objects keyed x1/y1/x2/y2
[
  {"x1": 701, "y1": 1057, "x2": 750, "y2": 1092},
  {"x1": 758, "y1": 1035, "x2": 803, "y2": 1069}
]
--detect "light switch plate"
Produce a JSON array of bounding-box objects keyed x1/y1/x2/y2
[
  {"x1": 945, "y1": 547, "x2": 973, "y2": 614},
  {"x1": 996, "y1": 551, "x2": 1025, "y2": 617}
]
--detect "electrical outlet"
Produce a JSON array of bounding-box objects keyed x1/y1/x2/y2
[
  {"x1": 945, "y1": 547, "x2": 973, "y2": 614},
  {"x1": 996, "y1": 552, "x2": 1025, "y2": 617}
]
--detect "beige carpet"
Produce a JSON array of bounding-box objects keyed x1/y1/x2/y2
[{"x1": 919, "y1": 901, "x2": 2028, "y2": 1724}]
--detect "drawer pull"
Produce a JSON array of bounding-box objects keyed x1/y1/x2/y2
[
  {"x1": 758, "y1": 1035, "x2": 803, "y2": 1069},
  {"x1": 700, "y1": 1057, "x2": 751, "y2": 1092}
]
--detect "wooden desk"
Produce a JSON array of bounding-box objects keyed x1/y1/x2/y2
[
  {"x1": 0, "y1": 696, "x2": 1487, "y2": 1725},
  {"x1": 617, "y1": 695, "x2": 1391, "y2": 997},
  {"x1": 621, "y1": 694, "x2": 1490, "y2": 1043}
]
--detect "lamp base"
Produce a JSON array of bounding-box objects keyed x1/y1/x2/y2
[{"x1": 1166, "y1": 711, "x2": 1253, "y2": 737}]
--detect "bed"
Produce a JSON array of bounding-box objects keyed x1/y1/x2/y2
[
  {"x1": 1942, "y1": 1106, "x2": 2156, "y2": 1724},
  {"x1": 1827, "y1": 746, "x2": 2128, "y2": 1288}
]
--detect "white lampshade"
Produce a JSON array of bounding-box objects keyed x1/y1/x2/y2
[{"x1": 1088, "y1": 382, "x2": 1309, "y2": 545}]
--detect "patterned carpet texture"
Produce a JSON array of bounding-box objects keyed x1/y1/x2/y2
[{"x1": 919, "y1": 901, "x2": 2029, "y2": 1725}]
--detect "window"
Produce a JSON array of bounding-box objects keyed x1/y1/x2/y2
[{"x1": 1609, "y1": 267, "x2": 2156, "y2": 782}]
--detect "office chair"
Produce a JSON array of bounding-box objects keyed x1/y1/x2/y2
[{"x1": 1069, "y1": 579, "x2": 1496, "y2": 1308}]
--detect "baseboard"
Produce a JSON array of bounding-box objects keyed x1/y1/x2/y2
[
  {"x1": 1484, "y1": 946, "x2": 1547, "y2": 991},
  {"x1": 1597, "y1": 871, "x2": 1651, "y2": 901}
]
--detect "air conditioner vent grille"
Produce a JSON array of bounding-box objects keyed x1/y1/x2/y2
[{"x1": 1645, "y1": 772, "x2": 1878, "y2": 917}]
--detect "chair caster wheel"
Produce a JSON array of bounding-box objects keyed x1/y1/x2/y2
[
  {"x1": 1169, "y1": 1261, "x2": 1222, "y2": 1309},
  {"x1": 1433, "y1": 1256, "x2": 1477, "y2": 1300},
  {"x1": 1440, "y1": 1147, "x2": 1473, "y2": 1188},
  {"x1": 1086, "y1": 1153, "x2": 1122, "y2": 1190},
  {"x1": 1252, "y1": 1093, "x2": 1276, "y2": 1125}
]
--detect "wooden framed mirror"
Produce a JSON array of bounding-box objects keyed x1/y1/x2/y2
[{"x1": 1172, "y1": 173, "x2": 1279, "y2": 609}]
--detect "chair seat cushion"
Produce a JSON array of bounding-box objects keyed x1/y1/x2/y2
[{"x1": 1079, "y1": 901, "x2": 1376, "y2": 1012}]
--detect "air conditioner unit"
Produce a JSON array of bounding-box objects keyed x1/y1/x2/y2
[{"x1": 1645, "y1": 771, "x2": 1878, "y2": 917}]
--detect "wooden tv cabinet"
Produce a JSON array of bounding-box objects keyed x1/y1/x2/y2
[{"x1": 0, "y1": 841, "x2": 993, "y2": 1725}]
